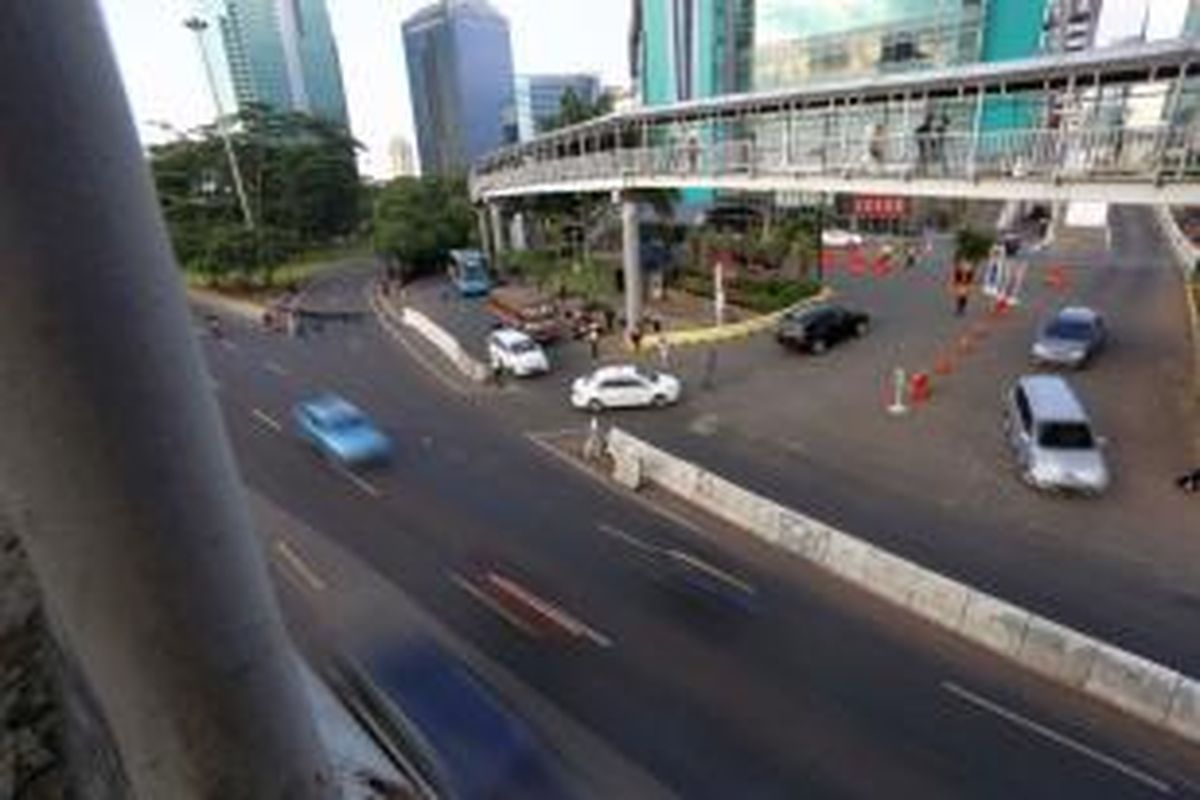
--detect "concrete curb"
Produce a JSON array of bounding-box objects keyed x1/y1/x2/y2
[
  {"x1": 606, "y1": 426, "x2": 1200, "y2": 745},
  {"x1": 1153, "y1": 206, "x2": 1200, "y2": 457},
  {"x1": 643, "y1": 288, "x2": 834, "y2": 349},
  {"x1": 371, "y1": 286, "x2": 489, "y2": 383}
]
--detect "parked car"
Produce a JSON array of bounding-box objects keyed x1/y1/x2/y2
[
  {"x1": 449, "y1": 249, "x2": 492, "y2": 298},
  {"x1": 570, "y1": 365, "x2": 681, "y2": 411},
  {"x1": 487, "y1": 328, "x2": 549, "y2": 377},
  {"x1": 292, "y1": 394, "x2": 391, "y2": 467},
  {"x1": 333, "y1": 639, "x2": 573, "y2": 800},
  {"x1": 775, "y1": 304, "x2": 870, "y2": 354},
  {"x1": 821, "y1": 228, "x2": 863, "y2": 248},
  {"x1": 487, "y1": 286, "x2": 563, "y2": 343},
  {"x1": 1031, "y1": 306, "x2": 1106, "y2": 368},
  {"x1": 1003, "y1": 375, "x2": 1110, "y2": 494}
]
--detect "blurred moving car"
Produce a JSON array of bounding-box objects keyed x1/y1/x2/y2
[
  {"x1": 487, "y1": 328, "x2": 549, "y2": 377},
  {"x1": 292, "y1": 394, "x2": 391, "y2": 467},
  {"x1": 1003, "y1": 375, "x2": 1110, "y2": 494},
  {"x1": 570, "y1": 365, "x2": 681, "y2": 411},
  {"x1": 1031, "y1": 306, "x2": 1106, "y2": 368},
  {"x1": 449, "y1": 249, "x2": 492, "y2": 298},
  {"x1": 334, "y1": 640, "x2": 573, "y2": 800},
  {"x1": 821, "y1": 228, "x2": 863, "y2": 248},
  {"x1": 775, "y1": 304, "x2": 870, "y2": 354}
]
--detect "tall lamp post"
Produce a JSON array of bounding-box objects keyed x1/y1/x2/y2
[{"x1": 183, "y1": 16, "x2": 254, "y2": 230}]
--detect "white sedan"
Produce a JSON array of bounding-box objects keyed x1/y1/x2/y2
[
  {"x1": 487, "y1": 328, "x2": 549, "y2": 377},
  {"x1": 821, "y1": 228, "x2": 864, "y2": 248},
  {"x1": 571, "y1": 364, "x2": 682, "y2": 411}
]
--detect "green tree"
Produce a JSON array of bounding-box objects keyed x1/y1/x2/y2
[
  {"x1": 372, "y1": 175, "x2": 476, "y2": 276},
  {"x1": 149, "y1": 105, "x2": 362, "y2": 280},
  {"x1": 541, "y1": 88, "x2": 614, "y2": 132},
  {"x1": 955, "y1": 227, "x2": 995, "y2": 268}
]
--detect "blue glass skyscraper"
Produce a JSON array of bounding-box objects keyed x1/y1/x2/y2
[
  {"x1": 192, "y1": 0, "x2": 349, "y2": 129},
  {"x1": 402, "y1": 0, "x2": 515, "y2": 174}
]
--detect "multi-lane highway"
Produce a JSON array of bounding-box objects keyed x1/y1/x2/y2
[{"x1": 198, "y1": 269, "x2": 1200, "y2": 798}]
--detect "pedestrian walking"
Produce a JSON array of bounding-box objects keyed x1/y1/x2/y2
[
  {"x1": 933, "y1": 112, "x2": 950, "y2": 174},
  {"x1": 656, "y1": 335, "x2": 671, "y2": 369},
  {"x1": 587, "y1": 324, "x2": 600, "y2": 362},
  {"x1": 1177, "y1": 468, "x2": 1200, "y2": 493},
  {"x1": 867, "y1": 121, "x2": 885, "y2": 167},
  {"x1": 603, "y1": 306, "x2": 616, "y2": 333},
  {"x1": 629, "y1": 325, "x2": 643, "y2": 354},
  {"x1": 952, "y1": 266, "x2": 971, "y2": 316},
  {"x1": 915, "y1": 113, "x2": 933, "y2": 174},
  {"x1": 904, "y1": 245, "x2": 917, "y2": 270}
]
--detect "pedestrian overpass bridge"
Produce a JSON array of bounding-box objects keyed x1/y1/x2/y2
[{"x1": 471, "y1": 39, "x2": 1200, "y2": 206}]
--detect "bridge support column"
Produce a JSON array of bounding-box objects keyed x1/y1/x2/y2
[
  {"x1": 477, "y1": 208, "x2": 492, "y2": 264},
  {"x1": 621, "y1": 194, "x2": 643, "y2": 336},
  {"x1": 489, "y1": 202, "x2": 507, "y2": 258}
]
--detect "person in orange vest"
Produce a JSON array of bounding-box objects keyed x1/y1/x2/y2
[{"x1": 952, "y1": 265, "x2": 971, "y2": 316}]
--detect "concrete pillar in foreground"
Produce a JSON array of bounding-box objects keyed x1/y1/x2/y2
[
  {"x1": 621, "y1": 195, "x2": 643, "y2": 334},
  {"x1": 0, "y1": 3, "x2": 335, "y2": 797}
]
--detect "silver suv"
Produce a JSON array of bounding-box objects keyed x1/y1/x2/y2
[
  {"x1": 1004, "y1": 375, "x2": 1110, "y2": 494},
  {"x1": 1031, "y1": 306, "x2": 1106, "y2": 368}
]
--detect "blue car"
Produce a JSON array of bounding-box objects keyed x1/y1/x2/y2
[
  {"x1": 339, "y1": 641, "x2": 573, "y2": 800},
  {"x1": 292, "y1": 394, "x2": 391, "y2": 467}
]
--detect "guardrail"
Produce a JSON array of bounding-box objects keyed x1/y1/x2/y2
[{"x1": 473, "y1": 125, "x2": 1195, "y2": 199}]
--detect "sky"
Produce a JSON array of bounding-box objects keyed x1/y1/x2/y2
[
  {"x1": 97, "y1": 0, "x2": 631, "y2": 177},
  {"x1": 98, "y1": 0, "x2": 1187, "y2": 177}
]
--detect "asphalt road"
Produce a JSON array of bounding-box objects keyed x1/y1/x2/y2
[
  {"x1": 196, "y1": 270, "x2": 1199, "y2": 799},
  {"x1": 397, "y1": 205, "x2": 1200, "y2": 686}
]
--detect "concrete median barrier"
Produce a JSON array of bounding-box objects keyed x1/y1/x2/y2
[
  {"x1": 906, "y1": 570, "x2": 970, "y2": 629},
  {"x1": 1166, "y1": 678, "x2": 1200, "y2": 742},
  {"x1": 396, "y1": 305, "x2": 488, "y2": 383},
  {"x1": 1084, "y1": 645, "x2": 1182, "y2": 726},
  {"x1": 603, "y1": 426, "x2": 1200, "y2": 745},
  {"x1": 1015, "y1": 616, "x2": 1099, "y2": 688}
]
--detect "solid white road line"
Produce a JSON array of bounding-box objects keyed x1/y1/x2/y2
[
  {"x1": 449, "y1": 571, "x2": 541, "y2": 637},
  {"x1": 597, "y1": 521, "x2": 659, "y2": 554},
  {"x1": 333, "y1": 465, "x2": 382, "y2": 498},
  {"x1": 666, "y1": 549, "x2": 756, "y2": 595},
  {"x1": 263, "y1": 359, "x2": 289, "y2": 376},
  {"x1": 251, "y1": 408, "x2": 283, "y2": 433},
  {"x1": 274, "y1": 540, "x2": 327, "y2": 593},
  {"x1": 941, "y1": 681, "x2": 1174, "y2": 795}
]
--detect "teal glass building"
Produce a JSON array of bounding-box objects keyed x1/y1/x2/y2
[{"x1": 192, "y1": 0, "x2": 350, "y2": 129}]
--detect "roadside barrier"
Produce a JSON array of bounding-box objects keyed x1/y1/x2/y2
[
  {"x1": 643, "y1": 288, "x2": 833, "y2": 350},
  {"x1": 908, "y1": 372, "x2": 931, "y2": 405},
  {"x1": 372, "y1": 287, "x2": 489, "y2": 383},
  {"x1": 605, "y1": 427, "x2": 1200, "y2": 745}
]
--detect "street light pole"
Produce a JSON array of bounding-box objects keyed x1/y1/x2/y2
[
  {"x1": 184, "y1": 15, "x2": 255, "y2": 230},
  {"x1": 0, "y1": 3, "x2": 333, "y2": 795}
]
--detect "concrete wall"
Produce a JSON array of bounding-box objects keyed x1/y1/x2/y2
[{"x1": 606, "y1": 427, "x2": 1200, "y2": 744}]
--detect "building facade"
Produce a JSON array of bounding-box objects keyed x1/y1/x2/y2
[
  {"x1": 403, "y1": 0, "x2": 514, "y2": 174},
  {"x1": 191, "y1": 0, "x2": 349, "y2": 127},
  {"x1": 512, "y1": 74, "x2": 602, "y2": 142},
  {"x1": 636, "y1": 0, "x2": 755, "y2": 106}
]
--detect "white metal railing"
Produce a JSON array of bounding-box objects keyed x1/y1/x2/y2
[{"x1": 472, "y1": 124, "x2": 1200, "y2": 197}]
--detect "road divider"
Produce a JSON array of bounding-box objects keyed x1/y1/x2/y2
[
  {"x1": 605, "y1": 426, "x2": 1200, "y2": 745},
  {"x1": 642, "y1": 288, "x2": 833, "y2": 350},
  {"x1": 370, "y1": 286, "x2": 489, "y2": 384}
]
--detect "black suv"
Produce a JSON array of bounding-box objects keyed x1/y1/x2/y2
[{"x1": 775, "y1": 304, "x2": 870, "y2": 354}]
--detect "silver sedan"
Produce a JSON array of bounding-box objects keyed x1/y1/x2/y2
[{"x1": 1031, "y1": 306, "x2": 1106, "y2": 369}]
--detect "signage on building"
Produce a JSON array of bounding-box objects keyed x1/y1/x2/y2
[{"x1": 852, "y1": 195, "x2": 909, "y2": 220}]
